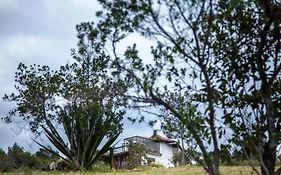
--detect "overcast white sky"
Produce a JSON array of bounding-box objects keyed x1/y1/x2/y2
[{"x1": 0, "y1": 0, "x2": 157, "y2": 153}]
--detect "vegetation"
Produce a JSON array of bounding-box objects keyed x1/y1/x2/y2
[
  {"x1": 0, "y1": 142, "x2": 266, "y2": 173},
  {"x1": 3, "y1": 40, "x2": 128, "y2": 170},
  {"x1": 7, "y1": 143, "x2": 39, "y2": 169},
  {"x1": 172, "y1": 148, "x2": 202, "y2": 166},
  {"x1": 0, "y1": 166, "x2": 259, "y2": 175},
  {"x1": 127, "y1": 141, "x2": 147, "y2": 169},
  {"x1": 2, "y1": 0, "x2": 281, "y2": 174},
  {"x1": 0, "y1": 148, "x2": 12, "y2": 172},
  {"x1": 161, "y1": 102, "x2": 200, "y2": 166},
  {"x1": 90, "y1": 0, "x2": 281, "y2": 174},
  {"x1": 0, "y1": 143, "x2": 60, "y2": 172},
  {"x1": 213, "y1": 1, "x2": 281, "y2": 175},
  {"x1": 149, "y1": 162, "x2": 164, "y2": 168},
  {"x1": 34, "y1": 147, "x2": 59, "y2": 160}
]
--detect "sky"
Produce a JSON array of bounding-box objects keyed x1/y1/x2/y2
[{"x1": 0, "y1": 0, "x2": 158, "y2": 153}]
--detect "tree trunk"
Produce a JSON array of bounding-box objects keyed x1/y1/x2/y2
[
  {"x1": 180, "y1": 130, "x2": 186, "y2": 166},
  {"x1": 202, "y1": 65, "x2": 220, "y2": 175},
  {"x1": 262, "y1": 142, "x2": 276, "y2": 175},
  {"x1": 261, "y1": 88, "x2": 276, "y2": 175}
]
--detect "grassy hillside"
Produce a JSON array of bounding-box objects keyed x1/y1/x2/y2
[{"x1": 1, "y1": 166, "x2": 257, "y2": 175}]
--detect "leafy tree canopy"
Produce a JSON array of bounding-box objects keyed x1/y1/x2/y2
[
  {"x1": 88, "y1": 0, "x2": 281, "y2": 175},
  {"x1": 3, "y1": 22, "x2": 130, "y2": 170}
]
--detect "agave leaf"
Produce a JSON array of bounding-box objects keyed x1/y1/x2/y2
[
  {"x1": 45, "y1": 132, "x2": 70, "y2": 157},
  {"x1": 43, "y1": 127, "x2": 73, "y2": 159},
  {"x1": 82, "y1": 129, "x2": 109, "y2": 168},
  {"x1": 109, "y1": 147, "x2": 114, "y2": 169},
  {"x1": 33, "y1": 139, "x2": 72, "y2": 164},
  {"x1": 86, "y1": 133, "x2": 105, "y2": 167},
  {"x1": 89, "y1": 132, "x2": 121, "y2": 165},
  {"x1": 75, "y1": 116, "x2": 83, "y2": 166},
  {"x1": 44, "y1": 119, "x2": 65, "y2": 144},
  {"x1": 81, "y1": 131, "x2": 98, "y2": 167},
  {"x1": 62, "y1": 110, "x2": 77, "y2": 152}
]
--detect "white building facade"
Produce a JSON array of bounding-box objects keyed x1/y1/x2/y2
[
  {"x1": 112, "y1": 134, "x2": 180, "y2": 168},
  {"x1": 146, "y1": 141, "x2": 177, "y2": 167}
]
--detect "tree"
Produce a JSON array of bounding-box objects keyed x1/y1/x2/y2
[
  {"x1": 161, "y1": 99, "x2": 201, "y2": 166},
  {"x1": 172, "y1": 148, "x2": 202, "y2": 166},
  {"x1": 212, "y1": 1, "x2": 281, "y2": 175},
  {"x1": 92, "y1": 0, "x2": 281, "y2": 174},
  {"x1": 34, "y1": 146, "x2": 59, "y2": 170},
  {"x1": 0, "y1": 148, "x2": 12, "y2": 172},
  {"x1": 127, "y1": 141, "x2": 147, "y2": 169},
  {"x1": 34, "y1": 146, "x2": 59, "y2": 160},
  {"x1": 91, "y1": 0, "x2": 223, "y2": 174},
  {"x1": 3, "y1": 32, "x2": 128, "y2": 169},
  {"x1": 7, "y1": 143, "x2": 26, "y2": 169},
  {"x1": 7, "y1": 143, "x2": 38, "y2": 169}
]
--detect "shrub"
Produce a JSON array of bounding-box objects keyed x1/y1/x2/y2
[
  {"x1": 149, "y1": 162, "x2": 164, "y2": 168},
  {"x1": 127, "y1": 141, "x2": 147, "y2": 169}
]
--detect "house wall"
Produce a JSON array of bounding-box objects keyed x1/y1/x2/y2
[{"x1": 146, "y1": 142, "x2": 175, "y2": 168}]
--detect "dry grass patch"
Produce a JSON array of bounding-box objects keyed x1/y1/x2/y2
[{"x1": 1, "y1": 166, "x2": 258, "y2": 175}]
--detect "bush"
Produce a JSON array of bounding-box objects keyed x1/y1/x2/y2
[
  {"x1": 20, "y1": 167, "x2": 34, "y2": 174},
  {"x1": 149, "y1": 162, "x2": 164, "y2": 168},
  {"x1": 127, "y1": 141, "x2": 147, "y2": 169}
]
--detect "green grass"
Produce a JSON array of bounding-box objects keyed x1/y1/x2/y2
[{"x1": 0, "y1": 166, "x2": 257, "y2": 175}]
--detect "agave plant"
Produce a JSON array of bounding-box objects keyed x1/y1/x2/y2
[
  {"x1": 35, "y1": 102, "x2": 122, "y2": 170},
  {"x1": 4, "y1": 8, "x2": 129, "y2": 169},
  {"x1": 6, "y1": 57, "x2": 126, "y2": 170},
  {"x1": 34, "y1": 57, "x2": 126, "y2": 170}
]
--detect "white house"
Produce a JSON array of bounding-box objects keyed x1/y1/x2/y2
[{"x1": 108, "y1": 134, "x2": 181, "y2": 168}]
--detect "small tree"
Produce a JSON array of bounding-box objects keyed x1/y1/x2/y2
[
  {"x1": 34, "y1": 146, "x2": 59, "y2": 169},
  {"x1": 7, "y1": 143, "x2": 26, "y2": 169},
  {"x1": 7, "y1": 143, "x2": 38, "y2": 169},
  {"x1": 172, "y1": 148, "x2": 202, "y2": 166},
  {"x1": 34, "y1": 146, "x2": 59, "y2": 160},
  {"x1": 161, "y1": 100, "x2": 201, "y2": 166},
  {"x1": 127, "y1": 141, "x2": 147, "y2": 169},
  {"x1": 0, "y1": 148, "x2": 12, "y2": 172}
]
